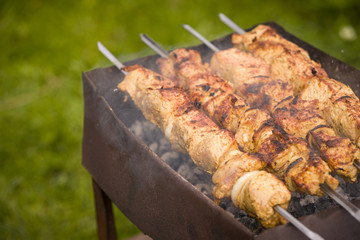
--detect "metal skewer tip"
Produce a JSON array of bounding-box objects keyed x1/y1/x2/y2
[
  {"x1": 274, "y1": 205, "x2": 325, "y2": 240},
  {"x1": 181, "y1": 24, "x2": 220, "y2": 52},
  {"x1": 97, "y1": 41, "x2": 127, "y2": 75},
  {"x1": 321, "y1": 183, "x2": 360, "y2": 222},
  {"x1": 218, "y1": 13, "x2": 246, "y2": 35},
  {"x1": 140, "y1": 34, "x2": 170, "y2": 58}
]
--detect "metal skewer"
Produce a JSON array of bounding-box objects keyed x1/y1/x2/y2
[
  {"x1": 140, "y1": 34, "x2": 170, "y2": 58},
  {"x1": 182, "y1": 24, "x2": 220, "y2": 52},
  {"x1": 140, "y1": 32, "x2": 325, "y2": 240},
  {"x1": 182, "y1": 22, "x2": 360, "y2": 225},
  {"x1": 97, "y1": 41, "x2": 128, "y2": 75},
  {"x1": 320, "y1": 184, "x2": 360, "y2": 222},
  {"x1": 274, "y1": 205, "x2": 325, "y2": 240},
  {"x1": 218, "y1": 13, "x2": 246, "y2": 35},
  {"x1": 354, "y1": 161, "x2": 360, "y2": 170}
]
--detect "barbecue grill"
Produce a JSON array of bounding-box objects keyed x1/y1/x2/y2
[{"x1": 82, "y1": 21, "x2": 360, "y2": 240}]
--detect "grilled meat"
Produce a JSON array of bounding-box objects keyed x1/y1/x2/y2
[
  {"x1": 300, "y1": 77, "x2": 360, "y2": 148},
  {"x1": 211, "y1": 48, "x2": 293, "y2": 111},
  {"x1": 210, "y1": 41, "x2": 360, "y2": 181},
  {"x1": 232, "y1": 24, "x2": 360, "y2": 149},
  {"x1": 160, "y1": 48, "x2": 338, "y2": 195},
  {"x1": 274, "y1": 97, "x2": 360, "y2": 181},
  {"x1": 231, "y1": 24, "x2": 328, "y2": 94},
  {"x1": 231, "y1": 171, "x2": 289, "y2": 227},
  {"x1": 118, "y1": 65, "x2": 290, "y2": 228}
]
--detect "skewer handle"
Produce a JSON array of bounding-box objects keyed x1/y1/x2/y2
[
  {"x1": 182, "y1": 24, "x2": 220, "y2": 52},
  {"x1": 321, "y1": 183, "x2": 360, "y2": 222},
  {"x1": 97, "y1": 41, "x2": 128, "y2": 75},
  {"x1": 274, "y1": 205, "x2": 325, "y2": 240},
  {"x1": 218, "y1": 13, "x2": 246, "y2": 35}
]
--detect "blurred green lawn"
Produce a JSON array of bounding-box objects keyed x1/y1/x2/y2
[{"x1": 0, "y1": 0, "x2": 359, "y2": 239}]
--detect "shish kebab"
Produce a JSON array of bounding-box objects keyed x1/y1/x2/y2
[
  {"x1": 96, "y1": 42, "x2": 297, "y2": 230},
  {"x1": 140, "y1": 36, "x2": 331, "y2": 239},
  {"x1": 220, "y1": 13, "x2": 360, "y2": 152},
  {"x1": 141, "y1": 34, "x2": 338, "y2": 197},
  {"x1": 180, "y1": 23, "x2": 360, "y2": 222}
]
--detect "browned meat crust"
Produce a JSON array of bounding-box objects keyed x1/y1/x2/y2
[
  {"x1": 232, "y1": 25, "x2": 328, "y2": 94},
  {"x1": 211, "y1": 48, "x2": 293, "y2": 111},
  {"x1": 273, "y1": 97, "x2": 359, "y2": 181}
]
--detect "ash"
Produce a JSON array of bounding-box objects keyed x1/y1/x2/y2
[{"x1": 129, "y1": 119, "x2": 360, "y2": 234}]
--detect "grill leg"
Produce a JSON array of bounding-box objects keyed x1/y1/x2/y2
[{"x1": 92, "y1": 178, "x2": 118, "y2": 240}]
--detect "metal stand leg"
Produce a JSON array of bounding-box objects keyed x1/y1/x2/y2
[{"x1": 92, "y1": 178, "x2": 118, "y2": 240}]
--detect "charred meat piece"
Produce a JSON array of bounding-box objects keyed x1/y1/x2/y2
[
  {"x1": 231, "y1": 24, "x2": 328, "y2": 94},
  {"x1": 273, "y1": 97, "x2": 360, "y2": 181},
  {"x1": 300, "y1": 77, "x2": 360, "y2": 148},
  {"x1": 325, "y1": 96, "x2": 360, "y2": 148},
  {"x1": 285, "y1": 154, "x2": 338, "y2": 196},
  {"x1": 211, "y1": 48, "x2": 293, "y2": 111},
  {"x1": 231, "y1": 171, "x2": 290, "y2": 228},
  {"x1": 118, "y1": 65, "x2": 290, "y2": 228}
]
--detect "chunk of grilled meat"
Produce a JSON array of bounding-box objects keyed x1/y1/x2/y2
[
  {"x1": 231, "y1": 24, "x2": 328, "y2": 94},
  {"x1": 118, "y1": 65, "x2": 290, "y2": 228},
  {"x1": 211, "y1": 48, "x2": 293, "y2": 112},
  {"x1": 232, "y1": 24, "x2": 360, "y2": 149},
  {"x1": 325, "y1": 96, "x2": 360, "y2": 149},
  {"x1": 231, "y1": 171, "x2": 290, "y2": 228},
  {"x1": 210, "y1": 44, "x2": 360, "y2": 181},
  {"x1": 300, "y1": 77, "x2": 360, "y2": 148},
  {"x1": 273, "y1": 97, "x2": 360, "y2": 181},
  {"x1": 161, "y1": 48, "x2": 338, "y2": 195},
  {"x1": 285, "y1": 153, "x2": 338, "y2": 195}
]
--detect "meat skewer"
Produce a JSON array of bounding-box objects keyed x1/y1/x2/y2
[
  {"x1": 139, "y1": 36, "x2": 330, "y2": 240},
  {"x1": 97, "y1": 42, "x2": 293, "y2": 229},
  {"x1": 144, "y1": 33, "x2": 338, "y2": 196},
  {"x1": 220, "y1": 13, "x2": 360, "y2": 152},
  {"x1": 182, "y1": 21, "x2": 360, "y2": 222}
]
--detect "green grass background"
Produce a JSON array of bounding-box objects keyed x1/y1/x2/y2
[{"x1": 0, "y1": 0, "x2": 359, "y2": 239}]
